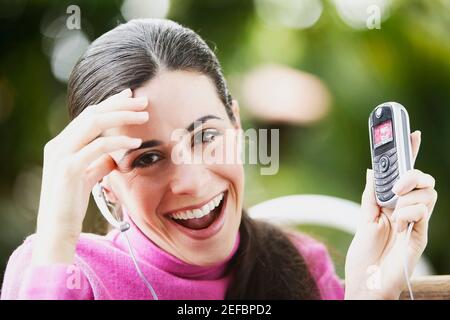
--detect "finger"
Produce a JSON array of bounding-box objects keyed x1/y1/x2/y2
[
  {"x1": 392, "y1": 203, "x2": 428, "y2": 233},
  {"x1": 65, "y1": 111, "x2": 149, "y2": 152},
  {"x1": 95, "y1": 95, "x2": 148, "y2": 113},
  {"x1": 111, "y1": 88, "x2": 132, "y2": 98},
  {"x1": 392, "y1": 169, "x2": 435, "y2": 195},
  {"x1": 59, "y1": 91, "x2": 147, "y2": 141},
  {"x1": 410, "y1": 130, "x2": 421, "y2": 166},
  {"x1": 85, "y1": 154, "x2": 117, "y2": 188},
  {"x1": 73, "y1": 96, "x2": 148, "y2": 126},
  {"x1": 361, "y1": 169, "x2": 380, "y2": 223},
  {"x1": 100, "y1": 88, "x2": 132, "y2": 102},
  {"x1": 394, "y1": 188, "x2": 437, "y2": 213},
  {"x1": 89, "y1": 87, "x2": 133, "y2": 106},
  {"x1": 73, "y1": 136, "x2": 142, "y2": 174}
]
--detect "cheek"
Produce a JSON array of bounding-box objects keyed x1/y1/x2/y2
[
  {"x1": 117, "y1": 175, "x2": 164, "y2": 219},
  {"x1": 208, "y1": 161, "x2": 244, "y2": 209},
  {"x1": 218, "y1": 163, "x2": 244, "y2": 188},
  {"x1": 209, "y1": 131, "x2": 245, "y2": 196},
  {"x1": 207, "y1": 128, "x2": 243, "y2": 166}
]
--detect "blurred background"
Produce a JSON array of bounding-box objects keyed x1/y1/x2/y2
[{"x1": 0, "y1": 0, "x2": 449, "y2": 282}]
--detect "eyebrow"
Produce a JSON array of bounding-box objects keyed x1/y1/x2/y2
[
  {"x1": 120, "y1": 114, "x2": 223, "y2": 160},
  {"x1": 121, "y1": 139, "x2": 163, "y2": 160},
  {"x1": 186, "y1": 114, "x2": 223, "y2": 132}
]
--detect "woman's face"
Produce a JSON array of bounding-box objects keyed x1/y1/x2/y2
[{"x1": 102, "y1": 70, "x2": 244, "y2": 266}]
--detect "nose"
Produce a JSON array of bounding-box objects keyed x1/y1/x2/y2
[{"x1": 169, "y1": 163, "x2": 211, "y2": 196}]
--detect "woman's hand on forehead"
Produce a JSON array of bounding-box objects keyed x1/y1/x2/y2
[{"x1": 33, "y1": 88, "x2": 151, "y2": 265}]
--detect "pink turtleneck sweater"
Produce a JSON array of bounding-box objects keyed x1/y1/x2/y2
[{"x1": 1, "y1": 212, "x2": 344, "y2": 300}]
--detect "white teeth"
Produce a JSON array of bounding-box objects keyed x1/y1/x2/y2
[
  {"x1": 192, "y1": 209, "x2": 201, "y2": 218},
  {"x1": 170, "y1": 192, "x2": 225, "y2": 220},
  {"x1": 201, "y1": 205, "x2": 209, "y2": 215}
]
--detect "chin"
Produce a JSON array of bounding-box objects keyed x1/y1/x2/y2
[
  {"x1": 181, "y1": 228, "x2": 239, "y2": 266},
  {"x1": 173, "y1": 193, "x2": 241, "y2": 266}
]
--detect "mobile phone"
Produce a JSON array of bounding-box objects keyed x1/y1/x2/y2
[{"x1": 368, "y1": 102, "x2": 414, "y2": 208}]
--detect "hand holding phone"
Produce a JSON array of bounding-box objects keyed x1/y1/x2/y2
[{"x1": 345, "y1": 103, "x2": 437, "y2": 299}]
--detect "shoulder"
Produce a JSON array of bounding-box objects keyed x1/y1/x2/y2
[
  {"x1": 1, "y1": 230, "x2": 124, "y2": 300},
  {"x1": 0, "y1": 232, "x2": 115, "y2": 300},
  {"x1": 8, "y1": 231, "x2": 119, "y2": 258},
  {"x1": 2, "y1": 230, "x2": 121, "y2": 282},
  {"x1": 286, "y1": 230, "x2": 345, "y2": 300}
]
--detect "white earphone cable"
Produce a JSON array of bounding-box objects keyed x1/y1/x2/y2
[
  {"x1": 121, "y1": 229, "x2": 159, "y2": 300},
  {"x1": 403, "y1": 222, "x2": 415, "y2": 300},
  {"x1": 95, "y1": 185, "x2": 159, "y2": 300}
]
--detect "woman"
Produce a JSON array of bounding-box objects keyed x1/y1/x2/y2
[{"x1": 1, "y1": 19, "x2": 437, "y2": 300}]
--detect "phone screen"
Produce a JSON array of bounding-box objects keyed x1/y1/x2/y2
[{"x1": 373, "y1": 119, "x2": 393, "y2": 148}]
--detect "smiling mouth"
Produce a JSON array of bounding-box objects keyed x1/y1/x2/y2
[{"x1": 167, "y1": 191, "x2": 227, "y2": 230}]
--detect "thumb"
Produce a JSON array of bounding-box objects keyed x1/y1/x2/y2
[
  {"x1": 361, "y1": 169, "x2": 380, "y2": 223},
  {"x1": 410, "y1": 130, "x2": 421, "y2": 166}
]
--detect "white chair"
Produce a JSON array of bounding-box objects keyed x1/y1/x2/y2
[{"x1": 248, "y1": 194, "x2": 433, "y2": 277}]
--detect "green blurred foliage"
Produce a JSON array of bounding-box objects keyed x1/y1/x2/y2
[{"x1": 0, "y1": 0, "x2": 449, "y2": 286}]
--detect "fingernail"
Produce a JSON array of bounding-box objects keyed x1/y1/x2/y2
[
  {"x1": 138, "y1": 112, "x2": 149, "y2": 119},
  {"x1": 392, "y1": 181, "x2": 401, "y2": 194},
  {"x1": 129, "y1": 138, "x2": 142, "y2": 147},
  {"x1": 135, "y1": 96, "x2": 148, "y2": 104},
  {"x1": 121, "y1": 88, "x2": 132, "y2": 94}
]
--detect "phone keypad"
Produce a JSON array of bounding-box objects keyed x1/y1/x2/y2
[
  {"x1": 373, "y1": 148, "x2": 399, "y2": 202},
  {"x1": 374, "y1": 161, "x2": 398, "y2": 179},
  {"x1": 375, "y1": 170, "x2": 399, "y2": 187}
]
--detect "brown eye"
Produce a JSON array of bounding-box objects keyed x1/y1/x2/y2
[
  {"x1": 132, "y1": 152, "x2": 162, "y2": 168},
  {"x1": 192, "y1": 128, "x2": 221, "y2": 147}
]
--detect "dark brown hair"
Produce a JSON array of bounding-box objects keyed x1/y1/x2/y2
[{"x1": 67, "y1": 18, "x2": 320, "y2": 300}]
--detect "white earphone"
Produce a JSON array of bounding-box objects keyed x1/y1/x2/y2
[
  {"x1": 91, "y1": 182, "x2": 158, "y2": 300},
  {"x1": 91, "y1": 183, "x2": 130, "y2": 232}
]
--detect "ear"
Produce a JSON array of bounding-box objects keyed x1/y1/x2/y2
[
  {"x1": 231, "y1": 99, "x2": 241, "y2": 130},
  {"x1": 100, "y1": 175, "x2": 120, "y2": 204}
]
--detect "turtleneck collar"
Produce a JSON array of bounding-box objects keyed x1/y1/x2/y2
[{"x1": 115, "y1": 207, "x2": 240, "y2": 281}]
